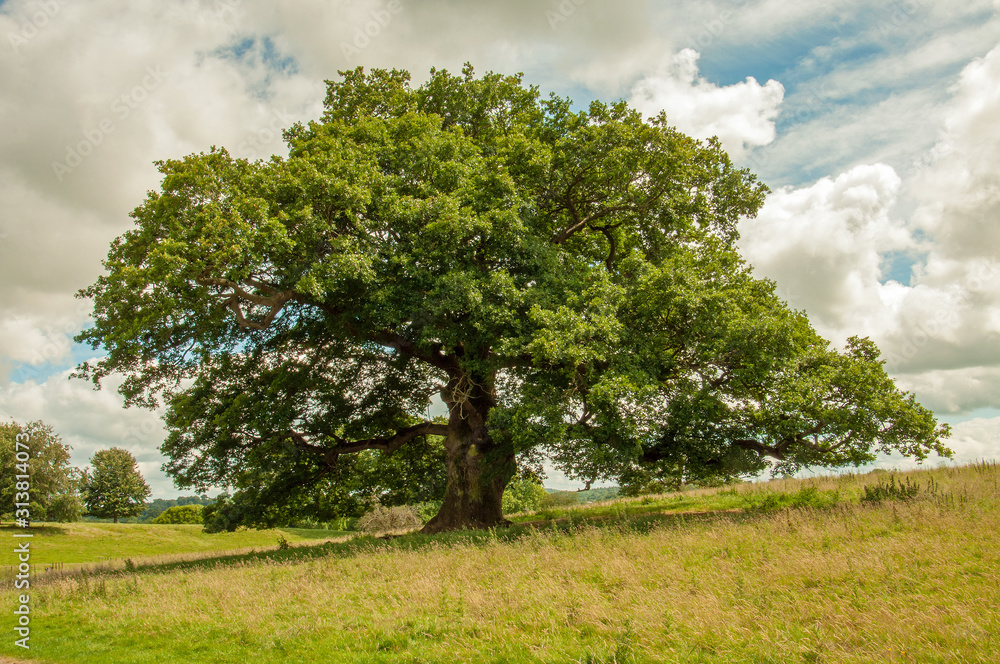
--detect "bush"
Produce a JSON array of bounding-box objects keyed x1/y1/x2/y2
[
  {"x1": 742, "y1": 485, "x2": 840, "y2": 512},
  {"x1": 502, "y1": 473, "x2": 548, "y2": 514},
  {"x1": 861, "y1": 475, "x2": 920, "y2": 503},
  {"x1": 356, "y1": 505, "x2": 422, "y2": 533},
  {"x1": 540, "y1": 491, "x2": 580, "y2": 508},
  {"x1": 153, "y1": 504, "x2": 205, "y2": 524},
  {"x1": 413, "y1": 501, "x2": 442, "y2": 524},
  {"x1": 47, "y1": 493, "x2": 83, "y2": 522}
]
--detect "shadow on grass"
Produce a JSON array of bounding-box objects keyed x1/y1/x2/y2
[{"x1": 74, "y1": 509, "x2": 757, "y2": 581}]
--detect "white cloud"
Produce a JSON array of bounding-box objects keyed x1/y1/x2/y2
[
  {"x1": 740, "y1": 163, "x2": 911, "y2": 337},
  {"x1": 895, "y1": 367, "x2": 1000, "y2": 414},
  {"x1": 0, "y1": 369, "x2": 174, "y2": 496},
  {"x1": 629, "y1": 49, "x2": 784, "y2": 159},
  {"x1": 946, "y1": 417, "x2": 1000, "y2": 462}
]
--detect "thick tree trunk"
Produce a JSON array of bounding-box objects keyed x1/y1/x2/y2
[{"x1": 421, "y1": 376, "x2": 515, "y2": 534}]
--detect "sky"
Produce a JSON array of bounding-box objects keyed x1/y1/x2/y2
[{"x1": 1, "y1": 0, "x2": 999, "y2": 496}]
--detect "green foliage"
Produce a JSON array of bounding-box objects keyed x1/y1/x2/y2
[
  {"x1": 80, "y1": 448, "x2": 152, "y2": 523},
  {"x1": 48, "y1": 493, "x2": 84, "y2": 522},
  {"x1": 152, "y1": 504, "x2": 205, "y2": 524},
  {"x1": 200, "y1": 435, "x2": 446, "y2": 532},
  {"x1": 412, "y1": 501, "x2": 442, "y2": 524},
  {"x1": 502, "y1": 471, "x2": 548, "y2": 514},
  {"x1": 540, "y1": 491, "x2": 580, "y2": 508},
  {"x1": 861, "y1": 475, "x2": 921, "y2": 504},
  {"x1": 75, "y1": 64, "x2": 951, "y2": 532},
  {"x1": 741, "y1": 485, "x2": 841, "y2": 512},
  {"x1": 140, "y1": 495, "x2": 215, "y2": 522},
  {"x1": 0, "y1": 420, "x2": 82, "y2": 522}
]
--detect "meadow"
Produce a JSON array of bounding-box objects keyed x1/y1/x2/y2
[{"x1": 1, "y1": 462, "x2": 997, "y2": 663}]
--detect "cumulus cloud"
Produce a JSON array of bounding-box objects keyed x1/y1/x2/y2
[
  {"x1": 895, "y1": 366, "x2": 1000, "y2": 414},
  {"x1": 740, "y1": 163, "x2": 912, "y2": 337},
  {"x1": 629, "y1": 49, "x2": 784, "y2": 159},
  {"x1": 0, "y1": 369, "x2": 173, "y2": 496},
  {"x1": 739, "y1": 41, "x2": 1000, "y2": 446},
  {"x1": 911, "y1": 44, "x2": 1000, "y2": 260},
  {"x1": 946, "y1": 417, "x2": 1000, "y2": 462}
]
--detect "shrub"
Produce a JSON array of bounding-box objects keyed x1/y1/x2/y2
[
  {"x1": 153, "y1": 504, "x2": 205, "y2": 524},
  {"x1": 356, "y1": 505, "x2": 422, "y2": 533},
  {"x1": 861, "y1": 475, "x2": 920, "y2": 503},
  {"x1": 502, "y1": 473, "x2": 548, "y2": 514},
  {"x1": 47, "y1": 493, "x2": 83, "y2": 522},
  {"x1": 540, "y1": 491, "x2": 580, "y2": 508}
]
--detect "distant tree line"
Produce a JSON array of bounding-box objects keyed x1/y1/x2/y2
[{"x1": 1, "y1": 418, "x2": 174, "y2": 524}]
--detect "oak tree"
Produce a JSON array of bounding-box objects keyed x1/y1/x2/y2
[
  {"x1": 76, "y1": 65, "x2": 950, "y2": 532},
  {"x1": 81, "y1": 448, "x2": 151, "y2": 523}
]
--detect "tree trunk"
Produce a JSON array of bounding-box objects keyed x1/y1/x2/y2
[{"x1": 421, "y1": 375, "x2": 515, "y2": 534}]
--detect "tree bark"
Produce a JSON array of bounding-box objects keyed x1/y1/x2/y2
[{"x1": 421, "y1": 375, "x2": 514, "y2": 534}]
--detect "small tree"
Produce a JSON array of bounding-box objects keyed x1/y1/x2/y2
[{"x1": 81, "y1": 448, "x2": 151, "y2": 523}]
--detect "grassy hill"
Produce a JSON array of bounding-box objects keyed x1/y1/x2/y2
[{"x1": 2, "y1": 462, "x2": 997, "y2": 663}]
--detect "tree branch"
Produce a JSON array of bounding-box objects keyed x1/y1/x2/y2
[{"x1": 283, "y1": 422, "x2": 450, "y2": 467}]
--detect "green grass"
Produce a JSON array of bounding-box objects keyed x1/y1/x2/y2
[
  {"x1": 2, "y1": 462, "x2": 998, "y2": 663},
  {"x1": 0, "y1": 522, "x2": 348, "y2": 568}
]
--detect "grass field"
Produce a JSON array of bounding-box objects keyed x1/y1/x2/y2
[
  {"x1": 2, "y1": 462, "x2": 997, "y2": 663},
  {"x1": 0, "y1": 522, "x2": 348, "y2": 572}
]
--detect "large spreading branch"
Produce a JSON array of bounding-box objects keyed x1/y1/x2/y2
[
  {"x1": 196, "y1": 276, "x2": 296, "y2": 331},
  {"x1": 734, "y1": 421, "x2": 827, "y2": 460},
  {"x1": 278, "y1": 422, "x2": 450, "y2": 465}
]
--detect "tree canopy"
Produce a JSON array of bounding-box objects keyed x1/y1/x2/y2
[
  {"x1": 81, "y1": 447, "x2": 152, "y2": 523},
  {"x1": 1, "y1": 420, "x2": 82, "y2": 522},
  {"x1": 76, "y1": 65, "x2": 950, "y2": 532}
]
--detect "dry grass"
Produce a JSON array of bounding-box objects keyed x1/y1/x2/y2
[{"x1": 3, "y1": 463, "x2": 998, "y2": 663}]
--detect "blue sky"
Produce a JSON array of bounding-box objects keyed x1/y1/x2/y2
[{"x1": 1, "y1": 0, "x2": 999, "y2": 496}]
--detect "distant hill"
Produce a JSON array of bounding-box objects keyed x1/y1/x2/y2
[
  {"x1": 544, "y1": 487, "x2": 620, "y2": 504},
  {"x1": 82, "y1": 495, "x2": 218, "y2": 524}
]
